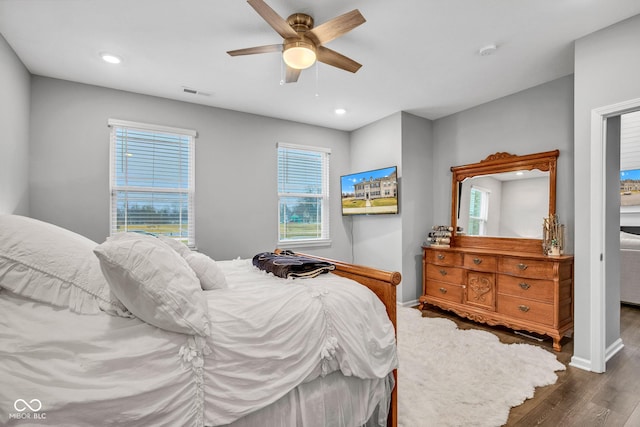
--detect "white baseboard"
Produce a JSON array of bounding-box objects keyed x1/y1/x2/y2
[
  {"x1": 570, "y1": 338, "x2": 624, "y2": 373},
  {"x1": 569, "y1": 355, "x2": 593, "y2": 372},
  {"x1": 605, "y1": 338, "x2": 624, "y2": 362},
  {"x1": 398, "y1": 299, "x2": 419, "y2": 308}
]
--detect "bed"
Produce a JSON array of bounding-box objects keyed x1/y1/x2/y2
[
  {"x1": 620, "y1": 228, "x2": 640, "y2": 306},
  {"x1": 0, "y1": 215, "x2": 399, "y2": 427}
]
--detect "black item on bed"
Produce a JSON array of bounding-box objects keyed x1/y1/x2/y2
[
  {"x1": 621, "y1": 226, "x2": 640, "y2": 235},
  {"x1": 252, "y1": 251, "x2": 336, "y2": 279}
]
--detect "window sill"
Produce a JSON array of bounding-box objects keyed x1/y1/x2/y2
[{"x1": 277, "y1": 239, "x2": 332, "y2": 249}]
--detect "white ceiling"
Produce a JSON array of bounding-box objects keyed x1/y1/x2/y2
[{"x1": 2, "y1": 0, "x2": 640, "y2": 131}]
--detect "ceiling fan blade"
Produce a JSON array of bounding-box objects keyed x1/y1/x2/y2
[
  {"x1": 247, "y1": 0, "x2": 298, "y2": 39},
  {"x1": 227, "y1": 44, "x2": 283, "y2": 56},
  {"x1": 285, "y1": 66, "x2": 301, "y2": 83},
  {"x1": 316, "y1": 46, "x2": 362, "y2": 73},
  {"x1": 307, "y1": 9, "x2": 365, "y2": 45}
]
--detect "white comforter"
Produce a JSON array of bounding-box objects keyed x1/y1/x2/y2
[{"x1": 0, "y1": 259, "x2": 397, "y2": 427}]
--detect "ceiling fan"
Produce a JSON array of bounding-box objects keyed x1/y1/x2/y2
[{"x1": 227, "y1": 0, "x2": 366, "y2": 83}]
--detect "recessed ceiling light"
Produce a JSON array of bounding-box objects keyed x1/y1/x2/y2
[
  {"x1": 478, "y1": 44, "x2": 497, "y2": 56},
  {"x1": 101, "y1": 53, "x2": 122, "y2": 64},
  {"x1": 335, "y1": 108, "x2": 347, "y2": 115}
]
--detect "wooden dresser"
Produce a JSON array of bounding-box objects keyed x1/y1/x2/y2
[{"x1": 419, "y1": 246, "x2": 573, "y2": 351}]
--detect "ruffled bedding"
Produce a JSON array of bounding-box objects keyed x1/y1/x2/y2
[
  {"x1": 0, "y1": 258, "x2": 397, "y2": 427},
  {"x1": 0, "y1": 290, "x2": 200, "y2": 426},
  {"x1": 204, "y1": 259, "x2": 397, "y2": 425}
]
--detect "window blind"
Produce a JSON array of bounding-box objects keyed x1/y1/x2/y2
[
  {"x1": 621, "y1": 111, "x2": 640, "y2": 172},
  {"x1": 108, "y1": 119, "x2": 196, "y2": 246},
  {"x1": 277, "y1": 142, "x2": 330, "y2": 244}
]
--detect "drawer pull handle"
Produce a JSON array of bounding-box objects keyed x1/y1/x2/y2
[
  {"x1": 439, "y1": 269, "x2": 447, "y2": 276},
  {"x1": 517, "y1": 263, "x2": 528, "y2": 271},
  {"x1": 439, "y1": 287, "x2": 447, "y2": 294},
  {"x1": 519, "y1": 282, "x2": 531, "y2": 290},
  {"x1": 473, "y1": 258, "x2": 482, "y2": 265},
  {"x1": 518, "y1": 305, "x2": 530, "y2": 312},
  {"x1": 437, "y1": 254, "x2": 445, "y2": 260}
]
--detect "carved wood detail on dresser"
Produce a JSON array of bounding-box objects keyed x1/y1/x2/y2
[{"x1": 419, "y1": 246, "x2": 574, "y2": 351}]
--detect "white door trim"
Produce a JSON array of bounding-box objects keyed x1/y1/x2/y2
[
  {"x1": 588, "y1": 108, "x2": 606, "y2": 373},
  {"x1": 588, "y1": 97, "x2": 640, "y2": 373}
]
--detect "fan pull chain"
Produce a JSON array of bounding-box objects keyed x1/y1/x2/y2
[
  {"x1": 279, "y1": 58, "x2": 285, "y2": 85},
  {"x1": 314, "y1": 62, "x2": 320, "y2": 97}
]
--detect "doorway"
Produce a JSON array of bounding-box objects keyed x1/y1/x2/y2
[{"x1": 589, "y1": 98, "x2": 640, "y2": 373}]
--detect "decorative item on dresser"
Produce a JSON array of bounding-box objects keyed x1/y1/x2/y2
[
  {"x1": 419, "y1": 150, "x2": 574, "y2": 351},
  {"x1": 425, "y1": 225, "x2": 454, "y2": 248}
]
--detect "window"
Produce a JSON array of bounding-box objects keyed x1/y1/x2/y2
[
  {"x1": 108, "y1": 119, "x2": 196, "y2": 246},
  {"x1": 277, "y1": 142, "x2": 330, "y2": 246},
  {"x1": 468, "y1": 186, "x2": 489, "y2": 236},
  {"x1": 620, "y1": 110, "x2": 640, "y2": 213}
]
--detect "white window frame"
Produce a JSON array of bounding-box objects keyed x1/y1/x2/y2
[
  {"x1": 469, "y1": 186, "x2": 490, "y2": 236},
  {"x1": 108, "y1": 119, "x2": 196, "y2": 246},
  {"x1": 277, "y1": 142, "x2": 331, "y2": 248}
]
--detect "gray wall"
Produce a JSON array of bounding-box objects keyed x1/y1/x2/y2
[
  {"x1": 349, "y1": 113, "x2": 403, "y2": 274},
  {"x1": 432, "y1": 75, "x2": 575, "y2": 253},
  {"x1": 574, "y1": 14, "x2": 640, "y2": 365},
  {"x1": 400, "y1": 112, "x2": 433, "y2": 302},
  {"x1": 0, "y1": 34, "x2": 30, "y2": 215},
  {"x1": 28, "y1": 76, "x2": 353, "y2": 261},
  {"x1": 349, "y1": 112, "x2": 433, "y2": 303}
]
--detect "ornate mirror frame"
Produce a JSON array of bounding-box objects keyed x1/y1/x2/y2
[{"x1": 450, "y1": 150, "x2": 559, "y2": 254}]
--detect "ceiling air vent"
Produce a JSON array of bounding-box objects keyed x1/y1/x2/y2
[{"x1": 182, "y1": 87, "x2": 212, "y2": 97}]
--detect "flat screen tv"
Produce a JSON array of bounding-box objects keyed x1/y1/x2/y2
[{"x1": 340, "y1": 166, "x2": 399, "y2": 215}]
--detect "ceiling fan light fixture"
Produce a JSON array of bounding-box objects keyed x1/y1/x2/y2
[
  {"x1": 100, "y1": 52, "x2": 122, "y2": 64},
  {"x1": 282, "y1": 40, "x2": 316, "y2": 70}
]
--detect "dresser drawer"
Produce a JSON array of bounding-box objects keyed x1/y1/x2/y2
[
  {"x1": 425, "y1": 249, "x2": 463, "y2": 266},
  {"x1": 426, "y1": 263, "x2": 463, "y2": 284},
  {"x1": 463, "y1": 253, "x2": 497, "y2": 272},
  {"x1": 499, "y1": 257, "x2": 555, "y2": 280},
  {"x1": 498, "y1": 274, "x2": 554, "y2": 303},
  {"x1": 497, "y1": 294, "x2": 554, "y2": 326},
  {"x1": 426, "y1": 280, "x2": 463, "y2": 303}
]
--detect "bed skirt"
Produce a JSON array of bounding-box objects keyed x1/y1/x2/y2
[{"x1": 215, "y1": 371, "x2": 395, "y2": 427}]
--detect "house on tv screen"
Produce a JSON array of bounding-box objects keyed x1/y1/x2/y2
[{"x1": 354, "y1": 171, "x2": 397, "y2": 200}]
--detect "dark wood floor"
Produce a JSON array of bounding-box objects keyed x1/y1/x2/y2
[{"x1": 419, "y1": 303, "x2": 640, "y2": 427}]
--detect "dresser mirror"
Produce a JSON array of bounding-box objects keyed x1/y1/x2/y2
[{"x1": 450, "y1": 150, "x2": 559, "y2": 253}]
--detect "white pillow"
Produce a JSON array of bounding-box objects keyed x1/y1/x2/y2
[
  {"x1": 184, "y1": 252, "x2": 228, "y2": 290},
  {"x1": 94, "y1": 233, "x2": 210, "y2": 336},
  {"x1": 0, "y1": 215, "x2": 127, "y2": 315},
  {"x1": 156, "y1": 234, "x2": 228, "y2": 291},
  {"x1": 157, "y1": 234, "x2": 191, "y2": 257}
]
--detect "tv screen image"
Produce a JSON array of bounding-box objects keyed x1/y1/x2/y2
[
  {"x1": 621, "y1": 168, "x2": 640, "y2": 207},
  {"x1": 340, "y1": 166, "x2": 398, "y2": 215}
]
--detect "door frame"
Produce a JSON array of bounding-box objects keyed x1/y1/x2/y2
[{"x1": 589, "y1": 97, "x2": 640, "y2": 372}]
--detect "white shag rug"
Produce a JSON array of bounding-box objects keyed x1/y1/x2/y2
[{"x1": 397, "y1": 306, "x2": 566, "y2": 427}]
